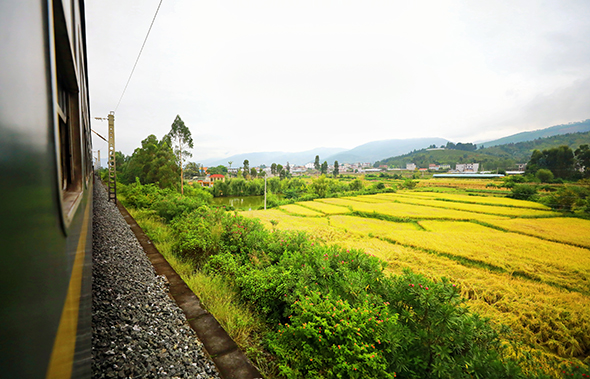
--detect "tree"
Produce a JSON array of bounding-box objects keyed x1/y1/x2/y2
[
  {"x1": 123, "y1": 134, "x2": 178, "y2": 188},
  {"x1": 167, "y1": 115, "x2": 193, "y2": 195},
  {"x1": 320, "y1": 161, "x2": 328, "y2": 175},
  {"x1": 250, "y1": 167, "x2": 258, "y2": 178},
  {"x1": 349, "y1": 178, "x2": 364, "y2": 191},
  {"x1": 208, "y1": 165, "x2": 228, "y2": 175},
  {"x1": 527, "y1": 145, "x2": 575, "y2": 179},
  {"x1": 277, "y1": 164, "x2": 286, "y2": 180},
  {"x1": 286, "y1": 162, "x2": 291, "y2": 178},
  {"x1": 243, "y1": 159, "x2": 250, "y2": 178},
  {"x1": 228, "y1": 161, "x2": 233, "y2": 177},
  {"x1": 333, "y1": 160, "x2": 339, "y2": 177},
  {"x1": 271, "y1": 163, "x2": 277, "y2": 176},
  {"x1": 575, "y1": 144, "x2": 590, "y2": 177},
  {"x1": 310, "y1": 175, "x2": 329, "y2": 198},
  {"x1": 314, "y1": 155, "x2": 320, "y2": 172},
  {"x1": 184, "y1": 162, "x2": 201, "y2": 178}
]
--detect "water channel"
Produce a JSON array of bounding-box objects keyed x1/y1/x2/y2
[{"x1": 210, "y1": 195, "x2": 266, "y2": 210}]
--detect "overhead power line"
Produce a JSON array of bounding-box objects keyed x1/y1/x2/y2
[{"x1": 114, "y1": 0, "x2": 164, "y2": 113}]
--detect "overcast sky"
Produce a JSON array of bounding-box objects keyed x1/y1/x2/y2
[{"x1": 86, "y1": 0, "x2": 590, "y2": 163}]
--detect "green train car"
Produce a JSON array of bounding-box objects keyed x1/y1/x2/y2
[{"x1": 0, "y1": 1, "x2": 93, "y2": 377}]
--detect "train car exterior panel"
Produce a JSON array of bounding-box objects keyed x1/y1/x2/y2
[{"x1": 0, "y1": 1, "x2": 93, "y2": 378}]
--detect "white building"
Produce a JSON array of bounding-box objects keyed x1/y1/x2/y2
[
  {"x1": 406, "y1": 163, "x2": 416, "y2": 170},
  {"x1": 455, "y1": 163, "x2": 479, "y2": 172}
]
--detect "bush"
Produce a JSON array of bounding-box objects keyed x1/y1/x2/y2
[
  {"x1": 542, "y1": 186, "x2": 589, "y2": 212},
  {"x1": 402, "y1": 179, "x2": 417, "y2": 189},
  {"x1": 536, "y1": 169, "x2": 554, "y2": 183},
  {"x1": 270, "y1": 291, "x2": 398, "y2": 379},
  {"x1": 509, "y1": 184, "x2": 538, "y2": 200}
]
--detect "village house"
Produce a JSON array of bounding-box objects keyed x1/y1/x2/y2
[
  {"x1": 406, "y1": 163, "x2": 417, "y2": 170},
  {"x1": 455, "y1": 163, "x2": 479, "y2": 173},
  {"x1": 197, "y1": 174, "x2": 225, "y2": 187}
]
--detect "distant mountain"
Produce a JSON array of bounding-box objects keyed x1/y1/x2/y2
[
  {"x1": 202, "y1": 147, "x2": 347, "y2": 167},
  {"x1": 481, "y1": 119, "x2": 590, "y2": 147},
  {"x1": 479, "y1": 131, "x2": 590, "y2": 162},
  {"x1": 325, "y1": 138, "x2": 449, "y2": 164},
  {"x1": 374, "y1": 131, "x2": 590, "y2": 171}
]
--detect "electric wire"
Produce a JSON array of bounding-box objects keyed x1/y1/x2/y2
[{"x1": 114, "y1": 0, "x2": 164, "y2": 113}]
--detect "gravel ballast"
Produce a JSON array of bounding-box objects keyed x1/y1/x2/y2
[{"x1": 92, "y1": 180, "x2": 220, "y2": 379}]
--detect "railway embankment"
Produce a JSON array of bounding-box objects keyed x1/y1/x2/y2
[{"x1": 92, "y1": 180, "x2": 220, "y2": 378}]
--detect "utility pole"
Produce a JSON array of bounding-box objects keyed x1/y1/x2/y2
[
  {"x1": 107, "y1": 111, "x2": 116, "y2": 203},
  {"x1": 264, "y1": 176, "x2": 267, "y2": 211}
]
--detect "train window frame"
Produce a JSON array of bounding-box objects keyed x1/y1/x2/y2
[{"x1": 52, "y1": 0, "x2": 84, "y2": 232}]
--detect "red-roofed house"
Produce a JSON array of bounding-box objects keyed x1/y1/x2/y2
[
  {"x1": 198, "y1": 174, "x2": 225, "y2": 187},
  {"x1": 210, "y1": 174, "x2": 225, "y2": 182}
]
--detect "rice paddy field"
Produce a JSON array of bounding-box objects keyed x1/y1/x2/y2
[{"x1": 242, "y1": 184, "x2": 590, "y2": 372}]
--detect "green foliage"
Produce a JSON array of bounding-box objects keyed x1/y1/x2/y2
[
  {"x1": 536, "y1": 169, "x2": 554, "y2": 183},
  {"x1": 184, "y1": 162, "x2": 202, "y2": 178},
  {"x1": 349, "y1": 179, "x2": 364, "y2": 191},
  {"x1": 526, "y1": 145, "x2": 576, "y2": 179},
  {"x1": 446, "y1": 141, "x2": 478, "y2": 151},
  {"x1": 385, "y1": 271, "x2": 526, "y2": 379},
  {"x1": 270, "y1": 291, "x2": 398, "y2": 379},
  {"x1": 310, "y1": 175, "x2": 329, "y2": 198},
  {"x1": 208, "y1": 165, "x2": 228, "y2": 176},
  {"x1": 541, "y1": 185, "x2": 590, "y2": 213},
  {"x1": 321, "y1": 161, "x2": 328, "y2": 175},
  {"x1": 120, "y1": 134, "x2": 179, "y2": 188},
  {"x1": 168, "y1": 115, "x2": 194, "y2": 194},
  {"x1": 575, "y1": 144, "x2": 590, "y2": 178},
  {"x1": 120, "y1": 179, "x2": 212, "y2": 221},
  {"x1": 509, "y1": 184, "x2": 538, "y2": 201},
  {"x1": 402, "y1": 179, "x2": 417, "y2": 189}
]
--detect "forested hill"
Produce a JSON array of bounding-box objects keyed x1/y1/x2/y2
[
  {"x1": 374, "y1": 131, "x2": 590, "y2": 170},
  {"x1": 481, "y1": 119, "x2": 590, "y2": 147}
]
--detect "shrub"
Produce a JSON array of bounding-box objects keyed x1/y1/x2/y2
[
  {"x1": 536, "y1": 169, "x2": 554, "y2": 183},
  {"x1": 384, "y1": 271, "x2": 524, "y2": 379},
  {"x1": 509, "y1": 184, "x2": 538, "y2": 200},
  {"x1": 402, "y1": 179, "x2": 417, "y2": 189},
  {"x1": 269, "y1": 291, "x2": 398, "y2": 379}
]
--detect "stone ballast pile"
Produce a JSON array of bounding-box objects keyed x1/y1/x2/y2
[{"x1": 92, "y1": 181, "x2": 220, "y2": 379}]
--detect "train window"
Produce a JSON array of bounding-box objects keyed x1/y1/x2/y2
[{"x1": 54, "y1": 0, "x2": 83, "y2": 225}]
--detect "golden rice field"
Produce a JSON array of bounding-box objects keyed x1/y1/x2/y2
[
  {"x1": 242, "y1": 188, "x2": 590, "y2": 370},
  {"x1": 395, "y1": 191, "x2": 551, "y2": 209}
]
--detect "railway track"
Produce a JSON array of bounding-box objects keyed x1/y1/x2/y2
[{"x1": 92, "y1": 180, "x2": 261, "y2": 378}]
